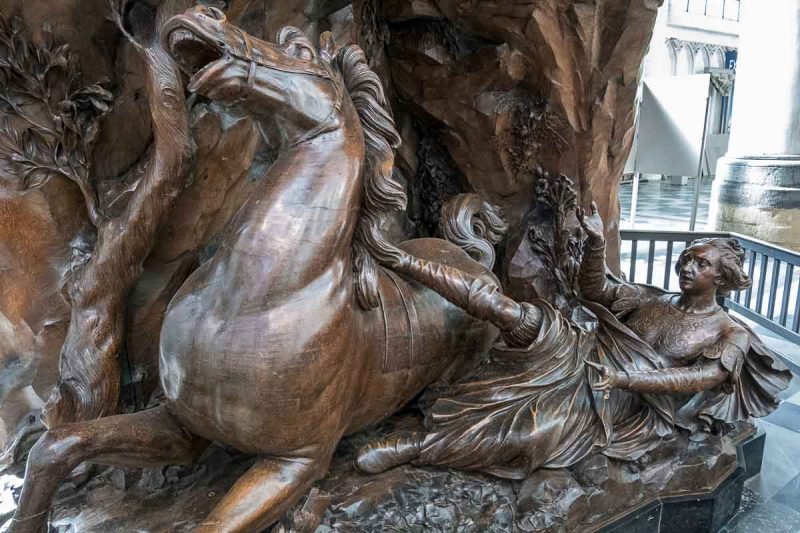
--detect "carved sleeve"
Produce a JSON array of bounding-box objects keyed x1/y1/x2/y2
[
  {"x1": 617, "y1": 357, "x2": 732, "y2": 395},
  {"x1": 697, "y1": 329, "x2": 749, "y2": 391},
  {"x1": 396, "y1": 255, "x2": 543, "y2": 348},
  {"x1": 618, "y1": 332, "x2": 748, "y2": 395},
  {"x1": 578, "y1": 240, "x2": 640, "y2": 308}
]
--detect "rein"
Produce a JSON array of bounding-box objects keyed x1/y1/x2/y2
[{"x1": 232, "y1": 27, "x2": 345, "y2": 148}]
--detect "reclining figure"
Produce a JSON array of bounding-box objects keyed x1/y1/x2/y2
[{"x1": 357, "y1": 203, "x2": 792, "y2": 479}]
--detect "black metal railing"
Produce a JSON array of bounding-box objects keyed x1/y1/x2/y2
[{"x1": 620, "y1": 229, "x2": 800, "y2": 346}]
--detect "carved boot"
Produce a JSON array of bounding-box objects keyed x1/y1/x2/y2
[{"x1": 355, "y1": 432, "x2": 424, "y2": 474}]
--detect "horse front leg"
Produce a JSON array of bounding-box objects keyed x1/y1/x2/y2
[
  {"x1": 9, "y1": 405, "x2": 206, "y2": 533},
  {"x1": 193, "y1": 445, "x2": 332, "y2": 533}
]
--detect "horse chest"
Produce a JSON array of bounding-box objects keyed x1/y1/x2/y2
[{"x1": 159, "y1": 257, "x2": 360, "y2": 452}]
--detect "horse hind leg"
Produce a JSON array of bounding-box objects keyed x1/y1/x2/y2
[
  {"x1": 9, "y1": 405, "x2": 206, "y2": 533},
  {"x1": 193, "y1": 445, "x2": 332, "y2": 533}
]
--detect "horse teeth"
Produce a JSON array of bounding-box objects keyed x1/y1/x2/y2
[{"x1": 169, "y1": 29, "x2": 198, "y2": 51}]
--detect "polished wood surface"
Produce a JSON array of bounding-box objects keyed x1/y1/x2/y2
[
  {"x1": 9, "y1": 6, "x2": 504, "y2": 532},
  {"x1": 1, "y1": 5, "x2": 791, "y2": 532}
]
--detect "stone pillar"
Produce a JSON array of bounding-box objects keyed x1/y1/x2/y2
[{"x1": 711, "y1": 0, "x2": 800, "y2": 249}]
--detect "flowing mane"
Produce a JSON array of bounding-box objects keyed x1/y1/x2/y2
[{"x1": 334, "y1": 45, "x2": 405, "y2": 309}]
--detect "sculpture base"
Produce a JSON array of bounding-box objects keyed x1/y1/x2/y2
[
  {"x1": 599, "y1": 466, "x2": 744, "y2": 533},
  {"x1": 601, "y1": 422, "x2": 766, "y2": 533},
  {"x1": 28, "y1": 416, "x2": 762, "y2": 533}
]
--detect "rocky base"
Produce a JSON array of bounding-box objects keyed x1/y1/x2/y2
[{"x1": 0, "y1": 415, "x2": 754, "y2": 533}]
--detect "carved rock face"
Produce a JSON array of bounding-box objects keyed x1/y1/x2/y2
[
  {"x1": 364, "y1": 0, "x2": 659, "y2": 275},
  {"x1": 0, "y1": 183, "x2": 85, "y2": 456}
]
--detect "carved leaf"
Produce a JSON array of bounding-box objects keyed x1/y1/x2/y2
[
  {"x1": 21, "y1": 165, "x2": 56, "y2": 189},
  {"x1": 0, "y1": 15, "x2": 112, "y2": 206},
  {"x1": 20, "y1": 128, "x2": 48, "y2": 160}
]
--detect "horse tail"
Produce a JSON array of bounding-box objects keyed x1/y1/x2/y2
[{"x1": 439, "y1": 193, "x2": 507, "y2": 270}]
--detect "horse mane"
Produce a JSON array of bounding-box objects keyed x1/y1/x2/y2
[
  {"x1": 277, "y1": 26, "x2": 319, "y2": 61},
  {"x1": 333, "y1": 44, "x2": 405, "y2": 309}
]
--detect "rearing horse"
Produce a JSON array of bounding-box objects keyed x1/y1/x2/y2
[{"x1": 9, "y1": 6, "x2": 522, "y2": 532}]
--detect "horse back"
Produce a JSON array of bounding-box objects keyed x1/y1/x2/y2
[{"x1": 345, "y1": 238, "x2": 499, "y2": 433}]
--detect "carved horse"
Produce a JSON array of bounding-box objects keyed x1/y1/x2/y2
[{"x1": 10, "y1": 6, "x2": 519, "y2": 532}]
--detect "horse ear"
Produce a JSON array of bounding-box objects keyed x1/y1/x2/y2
[
  {"x1": 319, "y1": 31, "x2": 336, "y2": 59},
  {"x1": 277, "y1": 26, "x2": 317, "y2": 61}
]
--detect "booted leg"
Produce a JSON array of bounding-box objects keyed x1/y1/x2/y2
[
  {"x1": 9, "y1": 406, "x2": 205, "y2": 533},
  {"x1": 193, "y1": 447, "x2": 331, "y2": 533},
  {"x1": 355, "y1": 432, "x2": 423, "y2": 474}
]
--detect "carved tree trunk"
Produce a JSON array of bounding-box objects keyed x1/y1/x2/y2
[{"x1": 43, "y1": 0, "x2": 192, "y2": 426}]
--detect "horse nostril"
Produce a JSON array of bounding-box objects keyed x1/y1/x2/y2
[{"x1": 207, "y1": 7, "x2": 226, "y2": 20}]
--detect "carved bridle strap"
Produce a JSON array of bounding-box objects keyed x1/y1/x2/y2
[
  {"x1": 232, "y1": 27, "x2": 345, "y2": 147},
  {"x1": 232, "y1": 27, "x2": 333, "y2": 78}
]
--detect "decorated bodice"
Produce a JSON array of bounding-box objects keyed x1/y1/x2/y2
[{"x1": 623, "y1": 294, "x2": 731, "y2": 368}]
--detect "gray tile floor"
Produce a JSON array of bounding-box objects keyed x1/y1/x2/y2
[
  {"x1": 620, "y1": 177, "x2": 800, "y2": 531},
  {"x1": 620, "y1": 177, "x2": 713, "y2": 230}
]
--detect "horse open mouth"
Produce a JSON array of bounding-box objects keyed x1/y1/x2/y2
[{"x1": 167, "y1": 28, "x2": 225, "y2": 77}]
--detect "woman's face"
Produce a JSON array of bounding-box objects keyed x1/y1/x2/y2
[{"x1": 677, "y1": 244, "x2": 721, "y2": 294}]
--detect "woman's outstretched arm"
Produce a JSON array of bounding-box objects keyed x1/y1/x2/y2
[
  {"x1": 588, "y1": 332, "x2": 748, "y2": 395},
  {"x1": 392, "y1": 253, "x2": 544, "y2": 347}
]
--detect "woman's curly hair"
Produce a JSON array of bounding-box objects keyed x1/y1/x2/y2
[{"x1": 675, "y1": 238, "x2": 752, "y2": 296}]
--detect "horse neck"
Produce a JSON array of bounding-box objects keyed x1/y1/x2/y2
[{"x1": 231, "y1": 110, "x2": 364, "y2": 290}]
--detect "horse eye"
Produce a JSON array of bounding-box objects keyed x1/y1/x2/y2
[{"x1": 207, "y1": 7, "x2": 225, "y2": 20}]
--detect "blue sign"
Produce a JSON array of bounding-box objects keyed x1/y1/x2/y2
[{"x1": 724, "y1": 49, "x2": 738, "y2": 71}]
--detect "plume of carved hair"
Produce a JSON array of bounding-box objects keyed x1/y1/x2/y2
[
  {"x1": 278, "y1": 26, "x2": 318, "y2": 61},
  {"x1": 438, "y1": 193, "x2": 507, "y2": 270},
  {"x1": 334, "y1": 44, "x2": 404, "y2": 309}
]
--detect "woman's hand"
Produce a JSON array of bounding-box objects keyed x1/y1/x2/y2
[
  {"x1": 585, "y1": 360, "x2": 626, "y2": 391},
  {"x1": 576, "y1": 202, "x2": 605, "y2": 246}
]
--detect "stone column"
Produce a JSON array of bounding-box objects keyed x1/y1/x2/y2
[{"x1": 710, "y1": 0, "x2": 800, "y2": 249}]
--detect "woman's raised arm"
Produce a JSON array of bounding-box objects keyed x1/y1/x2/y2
[{"x1": 577, "y1": 203, "x2": 637, "y2": 308}]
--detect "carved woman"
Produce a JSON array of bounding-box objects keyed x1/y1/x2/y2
[{"x1": 355, "y1": 204, "x2": 791, "y2": 480}]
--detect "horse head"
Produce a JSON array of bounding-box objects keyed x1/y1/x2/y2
[
  {"x1": 162, "y1": 5, "x2": 343, "y2": 144},
  {"x1": 163, "y1": 5, "x2": 406, "y2": 309}
]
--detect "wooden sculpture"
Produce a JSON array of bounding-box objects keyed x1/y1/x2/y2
[
  {"x1": 355, "y1": 205, "x2": 791, "y2": 480},
  {"x1": 8, "y1": 5, "x2": 513, "y2": 532},
  {"x1": 6, "y1": 6, "x2": 791, "y2": 533}
]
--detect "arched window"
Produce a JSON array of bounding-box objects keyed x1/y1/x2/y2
[
  {"x1": 676, "y1": 46, "x2": 694, "y2": 75},
  {"x1": 693, "y1": 48, "x2": 709, "y2": 74},
  {"x1": 669, "y1": 45, "x2": 678, "y2": 76},
  {"x1": 710, "y1": 49, "x2": 725, "y2": 69}
]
